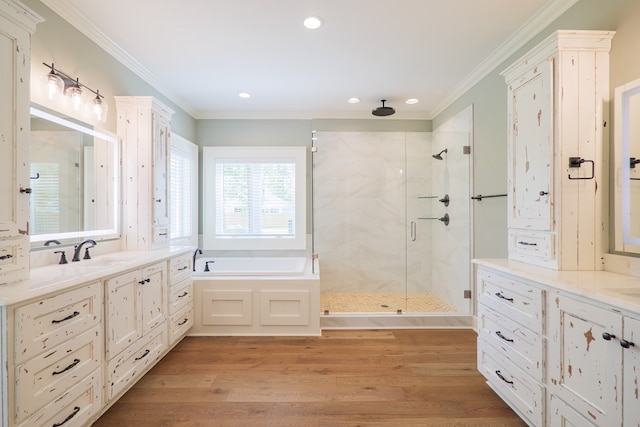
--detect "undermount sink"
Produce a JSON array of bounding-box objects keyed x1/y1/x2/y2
[{"x1": 81, "y1": 258, "x2": 130, "y2": 267}]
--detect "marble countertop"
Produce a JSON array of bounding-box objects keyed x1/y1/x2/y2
[
  {"x1": 474, "y1": 258, "x2": 640, "y2": 315},
  {"x1": 0, "y1": 246, "x2": 194, "y2": 306}
]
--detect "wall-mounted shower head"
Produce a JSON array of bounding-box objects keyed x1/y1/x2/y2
[{"x1": 432, "y1": 148, "x2": 448, "y2": 160}]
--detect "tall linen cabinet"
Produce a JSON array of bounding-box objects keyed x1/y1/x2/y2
[
  {"x1": 476, "y1": 30, "x2": 615, "y2": 427},
  {"x1": 502, "y1": 30, "x2": 613, "y2": 270},
  {"x1": 116, "y1": 96, "x2": 174, "y2": 250}
]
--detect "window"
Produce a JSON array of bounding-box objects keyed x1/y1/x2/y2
[
  {"x1": 169, "y1": 134, "x2": 198, "y2": 246},
  {"x1": 203, "y1": 146, "x2": 306, "y2": 250}
]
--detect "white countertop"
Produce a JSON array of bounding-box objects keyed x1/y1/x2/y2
[
  {"x1": 474, "y1": 258, "x2": 640, "y2": 315},
  {"x1": 0, "y1": 246, "x2": 194, "y2": 306}
]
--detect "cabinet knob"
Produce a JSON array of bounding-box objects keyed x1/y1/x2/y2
[
  {"x1": 539, "y1": 191, "x2": 549, "y2": 196},
  {"x1": 602, "y1": 332, "x2": 617, "y2": 341},
  {"x1": 621, "y1": 339, "x2": 635, "y2": 349}
]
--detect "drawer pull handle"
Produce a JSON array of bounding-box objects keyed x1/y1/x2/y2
[
  {"x1": 621, "y1": 339, "x2": 636, "y2": 349},
  {"x1": 135, "y1": 349, "x2": 151, "y2": 361},
  {"x1": 495, "y1": 331, "x2": 514, "y2": 343},
  {"x1": 52, "y1": 311, "x2": 80, "y2": 324},
  {"x1": 178, "y1": 318, "x2": 189, "y2": 325},
  {"x1": 178, "y1": 291, "x2": 188, "y2": 298},
  {"x1": 52, "y1": 358, "x2": 81, "y2": 375},
  {"x1": 138, "y1": 278, "x2": 152, "y2": 285},
  {"x1": 178, "y1": 266, "x2": 188, "y2": 271},
  {"x1": 494, "y1": 292, "x2": 514, "y2": 303},
  {"x1": 602, "y1": 332, "x2": 617, "y2": 341},
  {"x1": 517, "y1": 241, "x2": 537, "y2": 246},
  {"x1": 0, "y1": 254, "x2": 13, "y2": 260},
  {"x1": 495, "y1": 370, "x2": 514, "y2": 385},
  {"x1": 52, "y1": 406, "x2": 80, "y2": 427}
]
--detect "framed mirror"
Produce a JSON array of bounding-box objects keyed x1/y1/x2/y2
[
  {"x1": 29, "y1": 105, "x2": 120, "y2": 249},
  {"x1": 614, "y1": 77, "x2": 640, "y2": 254}
]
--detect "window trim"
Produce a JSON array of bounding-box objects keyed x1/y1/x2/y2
[{"x1": 203, "y1": 146, "x2": 306, "y2": 250}]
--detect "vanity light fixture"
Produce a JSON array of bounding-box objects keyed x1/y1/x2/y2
[
  {"x1": 304, "y1": 16, "x2": 323, "y2": 30},
  {"x1": 42, "y1": 62, "x2": 108, "y2": 123}
]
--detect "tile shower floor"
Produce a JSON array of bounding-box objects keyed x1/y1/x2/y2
[{"x1": 320, "y1": 293, "x2": 456, "y2": 313}]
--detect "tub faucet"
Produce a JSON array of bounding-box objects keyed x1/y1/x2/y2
[
  {"x1": 193, "y1": 247, "x2": 202, "y2": 271},
  {"x1": 72, "y1": 239, "x2": 97, "y2": 262}
]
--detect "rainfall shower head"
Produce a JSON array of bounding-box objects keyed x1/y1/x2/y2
[
  {"x1": 372, "y1": 99, "x2": 396, "y2": 117},
  {"x1": 432, "y1": 148, "x2": 448, "y2": 160}
]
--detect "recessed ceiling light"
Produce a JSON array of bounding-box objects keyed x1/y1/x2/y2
[
  {"x1": 304, "y1": 16, "x2": 323, "y2": 30},
  {"x1": 347, "y1": 97, "x2": 360, "y2": 104},
  {"x1": 406, "y1": 98, "x2": 419, "y2": 104},
  {"x1": 239, "y1": 92, "x2": 251, "y2": 99}
]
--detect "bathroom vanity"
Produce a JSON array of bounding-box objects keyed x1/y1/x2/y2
[
  {"x1": 0, "y1": 247, "x2": 194, "y2": 427},
  {"x1": 475, "y1": 259, "x2": 640, "y2": 426}
]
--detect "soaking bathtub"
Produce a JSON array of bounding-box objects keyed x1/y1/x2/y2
[{"x1": 191, "y1": 256, "x2": 320, "y2": 336}]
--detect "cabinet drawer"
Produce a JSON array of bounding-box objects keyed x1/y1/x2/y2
[
  {"x1": 169, "y1": 303, "x2": 193, "y2": 344},
  {"x1": 15, "y1": 326, "x2": 101, "y2": 422},
  {"x1": 18, "y1": 368, "x2": 102, "y2": 427},
  {"x1": 0, "y1": 237, "x2": 28, "y2": 283},
  {"x1": 169, "y1": 279, "x2": 193, "y2": 314},
  {"x1": 478, "y1": 304, "x2": 544, "y2": 382},
  {"x1": 15, "y1": 282, "x2": 102, "y2": 364},
  {"x1": 478, "y1": 344, "x2": 544, "y2": 427},
  {"x1": 169, "y1": 253, "x2": 192, "y2": 284},
  {"x1": 107, "y1": 324, "x2": 167, "y2": 400},
  {"x1": 509, "y1": 229, "x2": 554, "y2": 260},
  {"x1": 477, "y1": 269, "x2": 544, "y2": 333}
]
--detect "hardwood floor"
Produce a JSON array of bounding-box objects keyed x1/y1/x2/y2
[{"x1": 93, "y1": 329, "x2": 526, "y2": 426}]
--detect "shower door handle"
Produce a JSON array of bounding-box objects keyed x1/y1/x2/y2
[{"x1": 410, "y1": 221, "x2": 416, "y2": 241}]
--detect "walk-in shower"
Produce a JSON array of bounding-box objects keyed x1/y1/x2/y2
[{"x1": 311, "y1": 130, "x2": 471, "y2": 328}]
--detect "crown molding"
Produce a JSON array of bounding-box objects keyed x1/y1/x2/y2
[
  {"x1": 39, "y1": 0, "x2": 197, "y2": 117},
  {"x1": 429, "y1": 0, "x2": 581, "y2": 119}
]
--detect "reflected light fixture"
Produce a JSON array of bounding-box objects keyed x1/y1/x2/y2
[{"x1": 42, "y1": 62, "x2": 108, "y2": 123}]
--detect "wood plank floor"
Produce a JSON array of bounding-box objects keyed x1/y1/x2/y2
[{"x1": 93, "y1": 329, "x2": 526, "y2": 427}]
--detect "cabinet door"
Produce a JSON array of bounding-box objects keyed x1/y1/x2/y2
[
  {"x1": 106, "y1": 270, "x2": 142, "y2": 359},
  {"x1": 623, "y1": 316, "x2": 640, "y2": 425},
  {"x1": 0, "y1": 12, "x2": 30, "y2": 240},
  {"x1": 141, "y1": 263, "x2": 166, "y2": 334},
  {"x1": 507, "y1": 58, "x2": 553, "y2": 231},
  {"x1": 548, "y1": 294, "x2": 622, "y2": 426},
  {"x1": 152, "y1": 112, "x2": 169, "y2": 228}
]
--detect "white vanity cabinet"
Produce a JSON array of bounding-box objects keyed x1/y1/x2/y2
[
  {"x1": 476, "y1": 267, "x2": 546, "y2": 426},
  {"x1": 9, "y1": 283, "x2": 103, "y2": 427},
  {"x1": 116, "y1": 96, "x2": 174, "y2": 250},
  {"x1": 105, "y1": 262, "x2": 168, "y2": 400},
  {"x1": 502, "y1": 30, "x2": 614, "y2": 270},
  {"x1": 0, "y1": 1, "x2": 42, "y2": 285}
]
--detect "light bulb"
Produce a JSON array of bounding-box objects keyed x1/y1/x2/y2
[
  {"x1": 92, "y1": 93, "x2": 108, "y2": 123},
  {"x1": 45, "y1": 71, "x2": 64, "y2": 100},
  {"x1": 66, "y1": 84, "x2": 83, "y2": 111}
]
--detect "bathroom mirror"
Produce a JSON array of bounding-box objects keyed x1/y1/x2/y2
[
  {"x1": 614, "y1": 77, "x2": 640, "y2": 254},
  {"x1": 29, "y1": 105, "x2": 119, "y2": 249}
]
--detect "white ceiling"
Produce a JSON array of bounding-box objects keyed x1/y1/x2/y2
[{"x1": 43, "y1": 0, "x2": 578, "y2": 119}]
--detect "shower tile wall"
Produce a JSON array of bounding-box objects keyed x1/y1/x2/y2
[{"x1": 314, "y1": 131, "x2": 432, "y2": 297}]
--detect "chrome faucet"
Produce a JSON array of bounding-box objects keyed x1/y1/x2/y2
[
  {"x1": 72, "y1": 239, "x2": 97, "y2": 262},
  {"x1": 193, "y1": 247, "x2": 202, "y2": 271}
]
